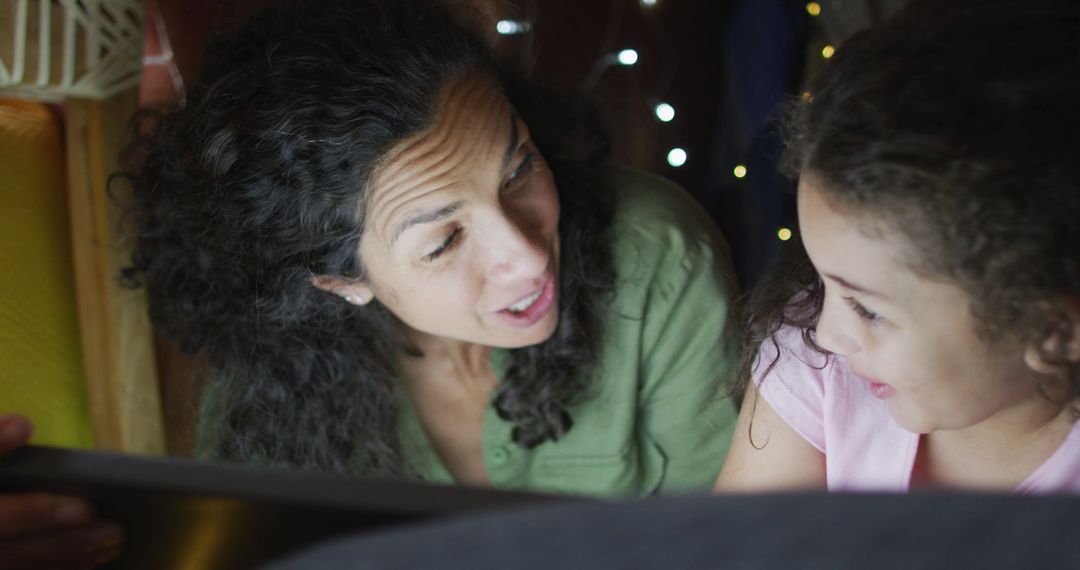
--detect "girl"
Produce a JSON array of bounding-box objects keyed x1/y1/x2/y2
[{"x1": 716, "y1": 0, "x2": 1080, "y2": 493}]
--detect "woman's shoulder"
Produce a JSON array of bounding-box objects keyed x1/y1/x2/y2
[
  {"x1": 606, "y1": 168, "x2": 720, "y2": 243},
  {"x1": 605, "y1": 167, "x2": 733, "y2": 280},
  {"x1": 598, "y1": 167, "x2": 737, "y2": 325}
]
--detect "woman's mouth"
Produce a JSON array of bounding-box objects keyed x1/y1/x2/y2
[{"x1": 496, "y1": 276, "x2": 556, "y2": 328}]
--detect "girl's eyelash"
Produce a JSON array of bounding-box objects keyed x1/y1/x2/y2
[
  {"x1": 424, "y1": 227, "x2": 462, "y2": 262},
  {"x1": 843, "y1": 296, "x2": 881, "y2": 322}
]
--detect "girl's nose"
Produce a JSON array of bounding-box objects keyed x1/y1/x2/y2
[{"x1": 815, "y1": 292, "x2": 861, "y2": 356}]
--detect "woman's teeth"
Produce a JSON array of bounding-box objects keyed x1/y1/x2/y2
[{"x1": 508, "y1": 290, "x2": 542, "y2": 312}]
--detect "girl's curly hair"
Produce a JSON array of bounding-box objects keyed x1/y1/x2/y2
[
  {"x1": 123, "y1": 0, "x2": 614, "y2": 475},
  {"x1": 739, "y1": 0, "x2": 1080, "y2": 398}
]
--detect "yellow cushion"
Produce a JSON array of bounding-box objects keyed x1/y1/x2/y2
[{"x1": 0, "y1": 99, "x2": 93, "y2": 449}]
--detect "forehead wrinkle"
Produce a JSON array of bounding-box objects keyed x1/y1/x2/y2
[
  {"x1": 372, "y1": 124, "x2": 472, "y2": 245},
  {"x1": 368, "y1": 117, "x2": 464, "y2": 247},
  {"x1": 366, "y1": 75, "x2": 511, "y2": 248}
]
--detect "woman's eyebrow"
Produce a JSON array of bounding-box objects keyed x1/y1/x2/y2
[
  {"x1": 388, "y1": 110, "x2": 520, "y2": 247},
  {"x1": 390, "y1": 201, "x2": 464, "y2": 246}
]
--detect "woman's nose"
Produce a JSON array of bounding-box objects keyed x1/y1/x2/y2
[
  {"x1": 815, "y1": 292, "x2": 861, "y2": 356},
  {"x1": 484, "y1": 213, "x2": 549, "y2": 281}
]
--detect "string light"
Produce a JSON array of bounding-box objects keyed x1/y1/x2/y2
[
  {"x1": 733, "y1": 164, "x2": 748, "y2": 179},
  {"x1": 822, "y1": 45, "x2": 836, "y2": 58},
  {"x1": 667, "y1": 148, "x2": 687, "y2": 167},
  {"x1": 778, "y1": 227, "x2": 793, "y2": 241},
  {"x1": 495, "y1": 20, "x2": 532, "y2": 35},
  {"x1": 582, "y1": 49, "x2": 640, "y2": 92},
  {"x1": 654, "y1": 102, "x2": 676, "y2": 122},
  {"x1": 801, "y1": 91, "x2": 813, "y2": 102},
  {"x1": 806, "y1": 2, "x2": 822, "y2": 16}
]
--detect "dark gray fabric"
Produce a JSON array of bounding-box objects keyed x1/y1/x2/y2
[{"x1": 264, "y1": 492, "x2": 1080, "y2": 569}]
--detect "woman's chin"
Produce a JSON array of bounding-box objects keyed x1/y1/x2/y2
[{"x1": 491, "y1": 313, "x2": 560, "y2": 349}]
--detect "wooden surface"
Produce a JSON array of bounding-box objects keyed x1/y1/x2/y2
[{"x1": 65, "y1": 88, "x2": 165, "y2": 454}]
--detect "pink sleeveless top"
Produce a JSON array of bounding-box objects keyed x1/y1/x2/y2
[{"x1": 755, "y1": 326, "x2": 1080, "y2": 494}]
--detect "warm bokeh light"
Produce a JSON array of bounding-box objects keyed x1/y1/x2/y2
[
  {"x1": 733, "y1": 164, "x2": 748, "y2": 179},
  {"x1": 778, "y1": 227, "x2": 793, "y2": 241},
  {"x1": 806, "y1": 2, "x2": 822, "y2": 16},
  {"x1": 667, "y1": 148, "x2": 687, "y2": 167},
  {"x1": 655, "y1": 102, "x2": 676, "y2": 122},
  {"x1": 822, "y1": 45, "x2": 836, "y2": 58}
]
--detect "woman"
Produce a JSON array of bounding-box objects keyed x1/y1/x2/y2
[
  {"x1": 1, "y1": 1, "x2": 738, "y2": 562},
  {"x1": 125, "y1": 0, "x2": 739, "y2": 496}
]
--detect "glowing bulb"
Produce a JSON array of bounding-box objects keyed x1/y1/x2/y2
[
  {"x1": 806, "y1": 2, "x2": 822, "y2": 16},
  {"x1": 667, "y1": 148, "x2": 687, "y2": 167},
  {"x1": 617, "y1": 49, "x2": 639, "y2": 66},
  {"x1": 640, "y1": 0, "x2": 658, "y2": 6},
  {"x1": 496, "y1": 20, "x2": 531, "y2": 35},
  {"x1": 778, "y1": 227, "x2": 793, "y2": 241},
  {"x1": 821, "y1": 45, "x2": 836, "y2": 59},
  {"x1": 733, "y1": 164, "x2": 748, "y2": 179},
  {"x1": 654, "y1": 102, "x2": 676, "y2": 122}
]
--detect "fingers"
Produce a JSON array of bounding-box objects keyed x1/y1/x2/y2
[
  {"x1": 0, "y1": 493, "x2": 95, "y2": 537},
  {"x1": 0, "y1": 521, "x2": 123, "y2": 570},
  {"x1": 0, "y1": 415, "x2": 124, "y2": 568},
  {"x1": 0, "y1": 415, "x2": 32, "y2": 455}
]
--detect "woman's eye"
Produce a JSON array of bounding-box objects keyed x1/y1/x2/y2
[
  {"x1": 424, "y1": 228, "x2": 462, "y2": 262},
  {"x1": 506, "y1": 152, "x2": 535, "y2": 186},
  {"x1": 843, "y1": 296, "x2": 882, "y2": 323}
]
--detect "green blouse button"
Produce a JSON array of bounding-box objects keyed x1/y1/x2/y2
[{"x1": 490, "y1": 446, "x2": 510, "y2": 465}]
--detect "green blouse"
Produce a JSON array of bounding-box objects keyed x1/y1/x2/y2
[
  {"x1": 398, "y1": 170, "x2": 738, "y2": 497},
  {"x1": 198, "y1": 169, "x2": 738, "y2": 498}
]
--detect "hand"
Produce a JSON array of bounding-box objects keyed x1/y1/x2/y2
[{"x1": 0, "y1": 414, "x2": 123, "y2": 570}]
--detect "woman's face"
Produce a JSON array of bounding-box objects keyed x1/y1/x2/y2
[
  {"x1": 351, "y1": 75, "x2": 561, "y2": 348},
  {"x1": 796, "y1": 173, "x2": 1058, "y2": 434}
]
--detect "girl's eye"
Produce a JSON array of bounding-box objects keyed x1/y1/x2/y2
[
  {"x1": 843, "y1": 296, "x2": 882, "y2": 323},
  {"x1": 424, "y1": 227, "x2": 462, "y2": 262}
]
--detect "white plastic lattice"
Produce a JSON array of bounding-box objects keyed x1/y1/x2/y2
[{"x1": 0, "y1": 0, "x2": 143, "y2": 101}]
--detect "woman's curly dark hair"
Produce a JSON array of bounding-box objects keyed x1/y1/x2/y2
[
  {"x1": 739, "y1": 0, "x2": 1080, "y2": 398},
  {"x1": 123, "y1": 0, "x2": 614, "y2": 475}
]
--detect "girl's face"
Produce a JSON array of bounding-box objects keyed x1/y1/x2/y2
[
  {"x1": 797, "y1": 173, "x2": 1056, "y2": 434},
  {"x1": 348, "y1": 75, "x2": 561, "y2": 349}
]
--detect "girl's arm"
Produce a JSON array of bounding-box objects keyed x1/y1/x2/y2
[{"x1": 713, "y1": 384, "x2": 827, "y2": 492}]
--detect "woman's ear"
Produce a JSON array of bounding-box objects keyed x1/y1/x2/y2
[
  {"x1": 310, "y1": 275, "x2": 375, "y2": 306},
  {"x1": 1024, "y1": 301, "x2": 1080, "y2": 375}
]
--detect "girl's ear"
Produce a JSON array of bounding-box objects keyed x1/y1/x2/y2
[
  {"x1": 1024, "y1": 300, "x2": 1080, "y2": 375},
  {"x1": 310, "y1": 275, "x2": 375, "y2": 306}
]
